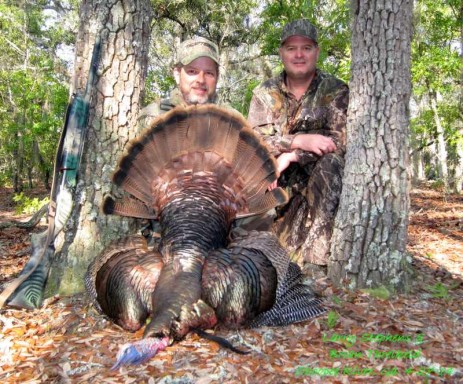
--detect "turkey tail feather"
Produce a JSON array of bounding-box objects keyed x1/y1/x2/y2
[{"x1": 102, "y1": 196, "x2": 156, "y2": 219}]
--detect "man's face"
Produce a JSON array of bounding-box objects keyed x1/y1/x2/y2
[
  {"x1": 174, "y1": 57, "x2": 218, "y2": 105},
  {"x1": 279, "y1": 35, "x2": 319, "y2": 80}
]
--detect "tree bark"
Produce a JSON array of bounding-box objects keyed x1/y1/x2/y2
[
  {"x1": 430, "y1": 92, "x2": 448, "y2": 185},
  {"x1": 455, "y1": 3, "x2": 463, "y2": 194},
  {"x1": 455, "y1": 130, "x2": 463, "y2": 193},
  {"x1": 411, "y1": 149, "x2": 425, "y2": 184},
  {"x1": 46, "y1": 0, "x2": 153, "y2": 296},
  {"x1": 329, "y1": 0, "x2": 413, "y2": 290}
]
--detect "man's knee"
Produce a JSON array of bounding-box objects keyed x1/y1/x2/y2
[{"x1": 315, "y1": 152, "x2": 344, "y2": 176}]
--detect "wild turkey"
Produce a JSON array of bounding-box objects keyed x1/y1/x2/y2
[{"x1": 85, "y1": 105, "x2": 325, "y2": 368}]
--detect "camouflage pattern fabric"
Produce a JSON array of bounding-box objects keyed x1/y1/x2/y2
[
  {"x1": 177, "y1": 37, "x2": 220, "y2": 66},
  {"x1": 281, "y1": 19, "x2": 318, "y2": 45},
  {"x1": 248, "y1": 69, "x2": 349, "y2": 265},
  {"x1": 139, "y1": 88, "x2": 193, "y2": 130}
]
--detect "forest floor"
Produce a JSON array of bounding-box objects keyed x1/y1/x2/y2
[{"x1": 0, "y1": 183, "x2": 462, "y2": 384}]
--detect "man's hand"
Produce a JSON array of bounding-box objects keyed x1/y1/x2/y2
[
  {"x1": 269, "y1": 151, "x2": 298, "y2": 190},
  {"x1": 291, "y1": 133, "x2": 336, "y2": 156}
]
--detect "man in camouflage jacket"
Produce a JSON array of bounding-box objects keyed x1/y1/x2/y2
[{"x1": 248, "y1": 19, "x2": 349, "y2": 267}]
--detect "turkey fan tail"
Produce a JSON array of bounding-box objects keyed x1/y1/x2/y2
[
  {"x1": 85, "y1": 235, "x2": 163, "y2": 332},
  {"x1": 248, "y1": 262, "x2": 326, "y2": 327},
  {"x1": 107, "y1": 105, "x2": 287, "y2": 219}
]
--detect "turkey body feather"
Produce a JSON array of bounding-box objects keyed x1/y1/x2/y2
[{"x1": 85, "y1": 105, "x2": 325, "y2": 367}]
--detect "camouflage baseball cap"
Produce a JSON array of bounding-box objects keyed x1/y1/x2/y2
[
  {"x1": 281, "y1": 19, "x2": 318, "y2": 45},
  {"x1": 177, "y1": 37, "x2": 220, "y2": 66}
]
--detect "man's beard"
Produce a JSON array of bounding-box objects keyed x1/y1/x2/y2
[{"x1": 184, "y1": 91, "x2": 215, "y2": 105}]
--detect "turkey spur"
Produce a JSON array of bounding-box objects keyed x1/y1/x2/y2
[{"x1": 85, "y1": 105, "x2": 326, "y2": 368}]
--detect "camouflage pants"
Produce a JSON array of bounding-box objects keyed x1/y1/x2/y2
[{"x1": 275, "y1": 153, "x2": 344, "y2": 266}]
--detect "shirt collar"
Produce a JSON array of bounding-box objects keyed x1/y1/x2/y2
[{"x1": 278, "y1": 69, "x2": 322, "y2": 99}]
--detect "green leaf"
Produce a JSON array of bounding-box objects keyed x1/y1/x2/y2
[
  {"x1": 326, "y1": 310, "x2": 340, "y2": 329},
  {"x1": 426, "y1": 283, "x2": 450, "y2": 300},
  {"x1": 361, "y1": 286, "x2": 391, "y2": 300}
]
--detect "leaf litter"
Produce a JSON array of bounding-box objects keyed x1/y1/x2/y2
[{"x1": 0, "y1": 183, "x2": 462, "y2": 383}]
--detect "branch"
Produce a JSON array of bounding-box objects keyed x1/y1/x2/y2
[
  {"x1": 409, "y1": 140, "x2": 436, "y2": 157},
  {"x1": 0, "y1": 203, "x2": 48, "y2": 230},
  {"x1": 3, "y1": 37, "x2": 25, "y2": 56},
  {"x1": 153, "y1": 8, "x2": 187, "y2": 33},
  {"x1": 228, "y1": 53, "x2": 275, "y2": 66},
  {"x1": 409, "y1": 130, "x2": 459, "y2": 157}
]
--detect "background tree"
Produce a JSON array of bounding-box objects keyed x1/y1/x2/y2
[
  {"x1": 1, "y1": 1, "x2": 460, "y2": 197},
  {"x1": 409, "y1": 0, "x2": 462, "y2": 192},
  {"x1": 45, "y1": 0, "x2": 153, "y2": 295},
  {"x1": 329, "y1": 0, "x2": 413, "y2": 290}
]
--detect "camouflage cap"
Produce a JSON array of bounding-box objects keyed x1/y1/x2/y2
[
  {"x1": 177, "y1": 37, "x2": 220, "y2": 66},
  {"x1": 281, "y1": 19, "x2": 318, "y2": 45}
]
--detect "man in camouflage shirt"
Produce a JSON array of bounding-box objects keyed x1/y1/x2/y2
[
  {"x1": 248, "y1": 19, "x2": 349, "y2": 267},
  {"x1": 138, "y1": 36, "x2": 220, "y2": 128}
]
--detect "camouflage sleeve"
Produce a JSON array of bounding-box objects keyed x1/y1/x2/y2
[
  {"x1": 294, "y1": 84, "x2": 349, "y2": 166},
  {"x1": 137, "y1": 102, "x2": 161, "y2": 134},
  {"x1": 326, "y1": 84, "x2": 349, "y2": 156},
  {"x1": 248, "y1": 93, "x2": 293, "y2": 157},
  {"x1": 294, "y1": 149, "x2": 320, "y2": 165}
]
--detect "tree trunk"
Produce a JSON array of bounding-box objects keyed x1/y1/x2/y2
[
  {"x1": 13, "y1": 131, "x2": 24, "y2": 193},
  {"x1": 33, "y1": 140, "x2": 50, "y2": 190},
  {"x1": 455, "y1": 136, "x2": 463, "y2": 193},
  {"x1": 430, "y1": 92, "x2": 448, "y2": 185},
  {"x1": 46, "y1": 0, "x2": 153, "y2": 296},
  {"x1": 329, "y1": 0, "x2": 413, "y2": 291},
  {"x1": 455, "y1": 4, "x2": 463, "y2": 194},
  {"x1": 411, "y1": 150, "x2": 425, "y2": 184},
  {"x1": 427, "y1": 141, "x2": 437, "y2": 179},
  {"x1": 410, "y1": 130, "x2": 425, "y2": 184}
]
